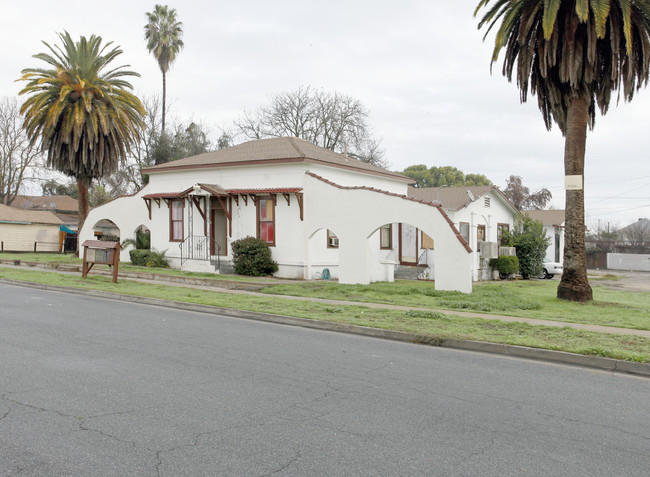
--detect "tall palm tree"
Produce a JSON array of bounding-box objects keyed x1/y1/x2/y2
[
  {"x1": 476, "y1": 1, "x2": 650, "y2": 302},
  {"x1": 144, "y1": 4, "x2": 184, "y2": 133},
  {"x1": 18, "y1": 32, "x2": 145, "y2": 235}
]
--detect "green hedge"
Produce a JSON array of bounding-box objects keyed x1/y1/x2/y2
[
  {"x1": 231, "y1": 236, "x2": 278, "y2": 276},
  {"x1": 489, "y1": 255, "x2": 519, "y2": 278}
]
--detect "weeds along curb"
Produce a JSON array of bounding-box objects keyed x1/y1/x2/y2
[{"x1": 1, "y1": 277, "x2": 649, "y2": 378}]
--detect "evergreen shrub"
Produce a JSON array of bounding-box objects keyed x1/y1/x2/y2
[{"x1": 231, "y1": 236, "x2": 278, "y2": 276}]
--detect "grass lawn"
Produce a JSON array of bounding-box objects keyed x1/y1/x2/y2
[
  {"x1": 0, "y1": 252, "x2": 274, "y2": 283},
  {"x1": 260, "y1": 280, "x2": 650, "y2": 331},
  {"x1": 1, "y1": 266, "x2": 649, "y2": 363}
]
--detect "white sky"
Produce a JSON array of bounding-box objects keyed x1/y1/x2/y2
[{"x1": 2, "y1": 0, "x2": 649, "y2": 228}]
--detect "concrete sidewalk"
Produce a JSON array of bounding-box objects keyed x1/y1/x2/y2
[{"x1": 2, "y1": 261, "x2": 649, "y2": 339}]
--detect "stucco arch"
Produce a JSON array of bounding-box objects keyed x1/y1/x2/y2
[
  {"x1": 80, "y1": 186, "x2": 152, "y2": 261},
  {"x1": 91, "y1": 219, "x2": 120, "y2": 240},
  {"x1": 304, "y1": 173, "x2": 472, "y2": 292}
]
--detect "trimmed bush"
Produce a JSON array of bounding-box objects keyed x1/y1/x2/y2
[
  {"x1": 129, "y1": 249, "x2": 169, "y2": 268},
  {"x1": 129, "y1": 249, "x2": 151, "y2": 266},
  {"x1": 489, "y1": 255, "x2": 519, "y2": 279},
  {"x1": 231, "y1": 236, "x2": 278, "y2": 276}
]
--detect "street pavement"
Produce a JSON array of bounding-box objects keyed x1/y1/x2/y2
[{"x1": 1, "y1": 283, "x2": 649, "y2": 476}]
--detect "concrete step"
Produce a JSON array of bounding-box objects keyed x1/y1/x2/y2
[{"x1": 395, "y1": 265, "x2": 426, "y2": 280}]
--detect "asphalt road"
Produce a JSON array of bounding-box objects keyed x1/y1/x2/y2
[{"x1": 1, "y1": 283, "x2": 649, "y2": 476}]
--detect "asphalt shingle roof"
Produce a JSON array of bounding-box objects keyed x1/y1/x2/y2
[
  {"x1": 407, "y1": 186, "x2": 496, "y2": 210},
  {"x1": 0, "y1": 204, "x2": 63, "y2": 225},
  {"x1": 142, "y1": 137, "x2": 411, "y2": 182},
  {"x1": 525, "y1": 209, "x2": 565, "y2": 225}
]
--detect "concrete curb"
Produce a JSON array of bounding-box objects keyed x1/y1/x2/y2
[{"x1": 1, "y1": 277, "x2": 649, "y2": 378}]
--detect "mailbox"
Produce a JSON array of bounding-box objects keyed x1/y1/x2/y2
[{"x1": 82, "y1": 240, "x2": 121, "y2": 283}]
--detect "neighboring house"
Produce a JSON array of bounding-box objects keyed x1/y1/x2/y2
[
  {"x1": 12, "y1": 195, "x2": 79, "y2": 231},
  {"x1": 408, "y1": 186, "x2": 520, "y2": 281},
  {"x1": 524, "y1": 209, "x2": 565, "y2": 263},
  {"x1": 79, "y1": 137, "x2": 474, "y2": 292},
  {"x1": 0, "y1": 203, "x2": 63, "y2": 252},
  {"x1": 617, "y1": 218, "x2": 650, "y2": 253}
]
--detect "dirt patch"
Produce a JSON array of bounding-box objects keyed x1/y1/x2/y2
[{"x1": 589, "y1": 270, "x2": 650, "y2": 293}]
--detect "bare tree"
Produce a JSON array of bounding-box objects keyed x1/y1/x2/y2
[
  {"x1": 235, "y1": 86, "x2": 387, "y2": 167},
  {"x1": 0, "y1": 97, "x2": 43, "y2": 205},
  {"x1": 620, "y1": 219, "x2": 650, "y2": 251},
  {"x1": 503, "y1": 175, "x2": 552, "y2": 210},
  {"x1": 112, "y1": 94, "x2": 163, "y2": 192},
  {"x1": 588, "y1": 221, "x2": 620, "y2": 253}
]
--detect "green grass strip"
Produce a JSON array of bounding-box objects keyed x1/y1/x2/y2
[{"x1": 1, "y1": 267, "x2": 648, "y2": 363}]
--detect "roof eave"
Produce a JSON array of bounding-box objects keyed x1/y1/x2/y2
[{"x1": 143, "y1": 156, "x2": 411, "y2": 183}]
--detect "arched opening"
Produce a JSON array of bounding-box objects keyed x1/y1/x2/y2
[
  {"x1": 92, "y1": 219, "x2": 120, "y2": 242},
  {"x1": 307, "y1": 227, "x2": 340, "y2": 280},
  {"x1": 367, "y1": 222, "x2": 435, "y2": 281},
  {"x1": 122, "y1": 224, "x2": 150, "y2": 251}
]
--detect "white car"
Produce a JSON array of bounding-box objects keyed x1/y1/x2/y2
[{"x1": 540, "y1": 259, "x2": 563, "y2": 279}]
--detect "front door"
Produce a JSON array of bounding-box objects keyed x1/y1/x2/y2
[
  {"x1": 399, "y1": 223, "x2": 418, "y2": 265},
  {"x1": 210, "y1": 199, "x2": 227, "y2": 256}
]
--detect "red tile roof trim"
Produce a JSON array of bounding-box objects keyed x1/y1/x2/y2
[
  {"x1": 305, "y1": 172, "x2": 472, "y2": 253},
  {"x1": 142, "y1": 192, "x2": 184, "y2": 199},
  {"x1": 226, "y1": 188, "x2": 303, "y2": 194}
]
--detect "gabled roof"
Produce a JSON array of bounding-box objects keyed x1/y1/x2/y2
[
  {"x1": 0, "y1": 203, "x2": 63, "y2": 225},
  {"x1": 524, "y1": 209, "x2": 565, "y2": 226},
  {"x1": 408, "y1": 185, "x2": 507, "y2": 211},
  {"x1": 142, "y1": 137, "x2": 411, "y2": 182},
  {"x1": 12, "y1": 195, "x2": 78, "y2": 213},
  {"x1": 619, "y1": 218, "x2": 650, "y2": 234}
]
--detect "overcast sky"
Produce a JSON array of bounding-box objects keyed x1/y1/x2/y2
[{"x1": 2, "y1": 0, "x2": 649, "y2": 228}]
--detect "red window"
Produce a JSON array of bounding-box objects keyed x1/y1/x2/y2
[{"x1": 257, "y1": 198, "x2": 275, "y2": 245}]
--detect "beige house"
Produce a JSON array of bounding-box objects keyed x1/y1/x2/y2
[
  {"x1": 12, "y1": 195, "x2": 79, "y2": 231},
  {"x1": 0, "y1": 204, "x2": 63, "y2": 252}
]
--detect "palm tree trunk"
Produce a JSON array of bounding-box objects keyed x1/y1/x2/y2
[
  {"x1": 77, "y1": 176, "x2": 91, "y2": 246},
  {"x1": 162, "y1": 71, "x2": 166, "y2": 133},
  {"x1": 557, "y1": 96, "x2": 593, "y2": 302}
]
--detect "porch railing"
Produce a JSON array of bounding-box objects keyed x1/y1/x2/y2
[{"x1": 180, "y1": 235, "x2": 209, "y2": 265}]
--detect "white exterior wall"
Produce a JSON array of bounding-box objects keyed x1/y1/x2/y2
[
  {"x1": 607, "y1": 253, "x2": 650, "y2": 272},
  {"x1": 79, "y1": 164, "x2": 472, "y2": 292},
  {"x1": 304, "y1": 174, "x2": 471, "y2": 292},
  {"x1": 445, "y1": 192, "x2": 517, "y2": 281},
  {"x1": 307, "y1": 163, "x2": 409, "y2": 193},
  {"x1": 543, "y1": 224, "x2": 564, "y2": 263},
  {"x1": 0, "y1": 223, "x2": 61, "y2": 252}
]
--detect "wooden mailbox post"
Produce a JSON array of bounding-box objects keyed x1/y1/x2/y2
[{"x1": 82, "y1": 240, "x2": 121, "y2": 283}]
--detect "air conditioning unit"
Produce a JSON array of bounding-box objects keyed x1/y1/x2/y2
[
  {"x1": 498, "y1": 246, "x2": 516, "y2": 256},
  {"x1": 479, "y1": 241, "x2": 498, "y2": 259}
]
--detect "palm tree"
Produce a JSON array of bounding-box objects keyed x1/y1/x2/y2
[
  {"x1": 475, "y1": 1, "x2": 650, "y2": 302},
  {"x1": 18, "y1": 32, "x2": 145, "y2": 235},
  {"x1": 144, "y1": 4, "x2": 184, "y2": 133}
]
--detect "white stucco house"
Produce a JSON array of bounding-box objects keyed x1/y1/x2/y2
[
  {"x1": 524, "y1": 209, "x2": 565, "y2": 263},
  {"x1": 408, "y1": 186, "x2": 521, "y2": 281},
  {"x1": 79, "y1": 137, "x2": 474, "y2": 292}
]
